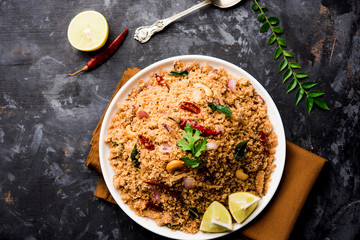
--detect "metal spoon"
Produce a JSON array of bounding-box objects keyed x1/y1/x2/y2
[{"x1": 134, "y1": 0, "x2": 242, "y2": 43}]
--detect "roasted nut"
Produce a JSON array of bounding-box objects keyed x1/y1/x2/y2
[
  {"x1": 125, "y1": 125, "x2": 136, "y2": 139},
  {"x1": 235, "y1": 169, "x2": 249, "y2": 181},
  {"x1": 193, "y1": 83, "x2": 213, "y2": 97},
  {"x1": 166, "y1": 160, "x2": 186, "y2": 174}
]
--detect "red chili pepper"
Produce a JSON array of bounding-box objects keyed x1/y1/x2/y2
[
  {"x1": 138, "y1": 135, "x2": 155, "y2": 150},
  {"x1": 155, "y1": 74, "x2": 165, "y2": 85},
  {"x1": 168, "y1": 117, "x2": 221, "y2": 137},
  {"x1": 259, "y1": 130, "x2": 270, "y2": 156},
  {"x1": 146, "y1": 201, "x2": 163, "y2": 211},
  {"x1": 155, "y1": 74, "x2": 170, "y2": 91},
  {"x1": 69, "y1": 28, "x2": 128, "y2": 76},
  {"x1": 179, "y1": 102, "x2": 201, "y2": 114},
  {"x1": 145, "y1": 181, "x2": 181, "y2": 200},
  {"x1": 179, "y1": 119, "x2": 221, "y2": 137}
]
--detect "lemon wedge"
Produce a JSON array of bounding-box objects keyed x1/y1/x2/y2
[
  {"x1": 200, "y1": 201, "x2": 233, "y2": 232},
  {"x1": 67, "y1": 10, "x2": 109, "y2": 51},
  {"x1": 228, "y1": 192, "x2": 260, "y2": 224}
]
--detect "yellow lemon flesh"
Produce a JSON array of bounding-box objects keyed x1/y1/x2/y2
[
  {"x1": 228, "y1": 192, "x2": 260, "y2": 224},
  {"x1": 200, "y1": 201, "x2": 233, "y2": 233},
  {"x1": 67, "y1": 10, "x2": 109, "y2": 51}
]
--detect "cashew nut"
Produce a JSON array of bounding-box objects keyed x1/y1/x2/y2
[
  {"x1": 235, "y1": 169, "x2": 249, "y2": 181},
  {"x1": 125, "y1": 125, "x2": 136, "y2": 139},
  {"x1": 166, "y1": 160, "x2": 186, "y2": 174},
  {"x1": 193, "y1": 83, "x2": 213, "y2": 97}
]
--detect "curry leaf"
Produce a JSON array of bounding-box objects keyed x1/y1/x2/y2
[
  {"x1": 277, "y1": 38, "x2": 287, "y2": 47},
  {"x1": 130, "y1": 144, "x2": 140, "y2": 168},
  {"x1": 260, "y1": 22, "x2": 270, "y2": 33},
  {"x1": 301, "y1": 81, "x2": 317, "y2": 89},
  {"x1": 169, "y1": 70, "x2": 188, "y2": 77},
  {"x1": 208, "y1": 102, "x2": 233, "y2": 116},
  {"x1": 295, "y1": 88, "x2": 305, "y2": 105},
  {"x1": 314, "y1": 98, "x2": 330, "y2": 110},
  {"x1": 258, "y1": 13, "x2": 265, "y2": 22},
  {"x1": 274, "y1": 47, "x2": 282, "y2": 59},
  {"x1": 308, "y1": 90, "x2": 325, "y2": 98},
  {"x1": 306, "y1": 96, "x2": 314, "y2": 114},
  {"x1": 286, "y1": 78, "x2": 297, "y2": 93},
  {"x1": 279, "y1": 59, "x2": 288, "y2": 72},
  {"x1": 268, "y1": 16, "x2": 279, "y2": 25},
  {"x1": 289, "y1": 62, "x2": 301, "y2": 69},
  {"x1": 268, "y1": 34, "x2": 276, "y2": 45},
  {"x1": 234, "y1": 140, "x2": 249, "y2": 160},
  {"x1": 282, "y1": 69, "x2": 292, "y2": 83}
]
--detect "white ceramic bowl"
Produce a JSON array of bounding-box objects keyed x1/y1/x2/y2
[{"x1": 99, "y1": 55, "x2": 286, "y2": 240}]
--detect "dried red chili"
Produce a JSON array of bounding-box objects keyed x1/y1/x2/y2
[
  {"x1": 154, "y1": 74, "x2": 170, "y2": 91},
  {"x1": 145, "y1": 201, "x2": 163, "y2": 211},
  {"x1": 168, "y1": 117, "x2": 221, "y2": 137},
  {"x1": 259, "y1": 130, "x2": 270, "y2": 156},
  {"x1": 69, "y1": 28, "x2": 128, "y2": 76},
  {"x1": 155, "y1": 74, "x2": 165, "y2": 85},
  {"x1": 179, "y1": 102, "x2": 201, "y2": 114},
  {"x1": 180, "y1": 119, "x2": 221, "y2": 137},
  {"x1": 145, "y1": 181, "x2": 181, "y2": 200},
  {"x1": 138, "y1": 135, "x2": 155, "y2": 150}
]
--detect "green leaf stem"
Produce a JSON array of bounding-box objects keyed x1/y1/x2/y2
[{"x1": 252, "y1": 0, "x2": 329, "y2": 114}]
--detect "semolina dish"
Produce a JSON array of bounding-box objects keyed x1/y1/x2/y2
[{"x1": 105, "y1": 60, "x2": 278, "y2": 234}]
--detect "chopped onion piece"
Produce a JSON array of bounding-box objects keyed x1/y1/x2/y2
[
  {"x1": 183, "y1": 177, "x2": 195, "y2": 188},
  {"x1": 149, "y1": 185, "x2": 161, "y2": 201},
  {"x1": 163, "y1": 124, "x2": 172, "y2": 132},
  {"x1": 138, "y1": 110, "x2": 149, "y2": 119},
  {"x1": 227, "y1": 78, "x2": 237, "y2": 91},
  {"x1": 159, "y1": 143, "x2": 172, "y2": 153},
  {"x1": 215, "y1": 124, "x2": 225, "y2": 134},
  {"x1": 206, "y1": 142, "x2": 218, "y2": 150}
]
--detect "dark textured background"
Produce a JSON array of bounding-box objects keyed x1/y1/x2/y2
[{"x1": 0, "y1": 0, "x2": 359, "y2": 239}]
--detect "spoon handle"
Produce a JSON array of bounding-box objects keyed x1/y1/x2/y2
[{"x1": 134, "y1": 0, "x2": 211, "y2": 43}]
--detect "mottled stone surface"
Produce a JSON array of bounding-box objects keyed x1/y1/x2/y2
[{"x1": 0, "y1": 0, "x2": 359, "y2": 239}]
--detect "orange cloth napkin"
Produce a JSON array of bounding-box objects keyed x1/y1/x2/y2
[{"x1": 86, "y1": 68, "x2": 327, "y2": 240}]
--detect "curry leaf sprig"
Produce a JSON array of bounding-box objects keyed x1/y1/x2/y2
[{"x1": 252, "y1": 0, "x2": 329, "y2": 114}]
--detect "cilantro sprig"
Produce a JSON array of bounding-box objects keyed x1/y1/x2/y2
[
  {"x1": 181, "y1": 157, "x2": 204, "y2": 168},
  {"x1": 177, "y1": 123, "x2": 207, "y2": 168}
]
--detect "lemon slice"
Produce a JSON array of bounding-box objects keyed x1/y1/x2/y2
[
  {"x1": 200, "y1": 201, "x2": 233, "y2": 232},
  {"x1": 67, "y1": 10, "x2": 109, "y2": 51},
  {"x1": 228, "y1": 192, "x2": 260, "y2": 224}
]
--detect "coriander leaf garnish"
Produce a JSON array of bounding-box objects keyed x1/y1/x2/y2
[
  {"x1": 208, "y1": 102, "x2": 233, "y2": 116},
  {"x1": 168, "y1": 70, "x2": 188, "y2": 77},
  {"x1": 234, "y1": 140, "x2": 249, "y2": 160},
  {"x1": 181, "y1": 157, "x2": 204, "y2": 168},
  {"x1": 252, "y1": 0, "x2": 329, "y2": 114},
  {"x1": 193, "y1": 139, "x2": 207, "y2": 158},
  {"x1": 177, "y1": 123, "x2": 207, "y2": 158},
  {"x1": 130, "y1": 144, "x2": 140, "y2": 168}
]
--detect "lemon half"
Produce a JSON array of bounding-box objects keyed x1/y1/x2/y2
[
  {"x1": 228, "y1": 192, "x2": 260, "y2": 224},
  {"x1": 67, "y1": 10, "x2": 109, "y2": 51},
  {"x1": 200, "y1": 201, "x2": 233, "y2": 233}
]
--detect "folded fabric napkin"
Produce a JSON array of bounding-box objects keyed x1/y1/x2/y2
[{"x1": 85, "y1": 68, "x2": 327, "y2": 240}]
